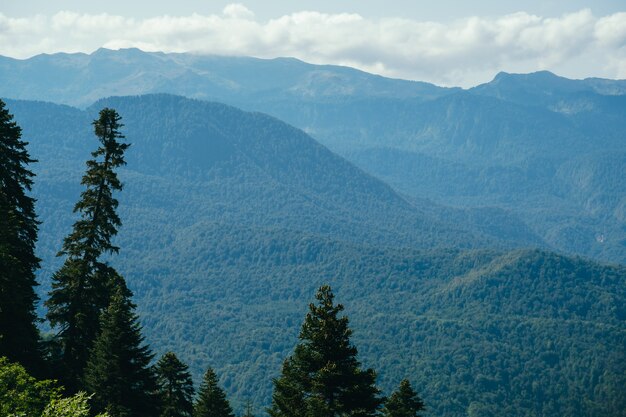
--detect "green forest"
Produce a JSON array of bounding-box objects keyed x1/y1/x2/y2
[
  {"x1": 0, "y1": 100, "x2": 425, "y2": 417},
  {"x1": 1, "y1": 94, "x2": 625, "y2": 417}
]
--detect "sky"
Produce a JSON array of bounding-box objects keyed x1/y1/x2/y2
[{"x1": 1, "y1": 1, "x2": 625, "y2": 87}]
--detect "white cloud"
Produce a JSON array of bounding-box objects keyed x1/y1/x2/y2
[
  {"x1": 0, "y1": 5, "x2": 625, "y2": 86},
  {"x1": 595, "y1": 12, "x2": 626, "y2": 47},
  {"x1": 222, "y1": 4, "x2": 255, "y2": 20}
]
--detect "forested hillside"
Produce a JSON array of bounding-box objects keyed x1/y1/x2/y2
[
  {"x1": 1, "y1": 95, "x2": 624, "y2": 416},
  {"x1": 1, "y1": 49, "x2": 624, "y2": 263},
  {"x1": 6, "y1": 95, "x2": 540, "y2": 269},
  {"x1": 123, "y1": 226, "x2": 626, "y2": 416}
]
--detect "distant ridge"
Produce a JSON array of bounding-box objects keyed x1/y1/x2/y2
[
  {"x1": 2, "y1": 48, "x2": 625, "y2": 264},
  {"x1": 0, "y1": 48, "x2": 457, "y2": 107},
  {"x1": 473, "y1": 70, "x2": 626, "y2": 103},
  {"x1": 7, "y1": 94, "x2": 539, "y2": 252}
]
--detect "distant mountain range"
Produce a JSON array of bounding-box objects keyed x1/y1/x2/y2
[
  {"x1": 1, "y1": 49, "x2": 625, "y2": 416},
  {"x1": 1, "y1": 48, "x2": 624, "y2": 263},
  {"x1": 0, "y1": 47, "x2": 455, "y2": 107},
  {"x1": 3, "y1": 94, "x2": 624, "y2": 416},
  {"x1": 6, "y1": 95, "x2": 537, "y2": 257}
]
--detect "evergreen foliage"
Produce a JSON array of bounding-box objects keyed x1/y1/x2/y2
[
  {"x1": 84, "y1": 277, "x2": 158, "y2": 417},
  {"x1": 83, "y1": 280, "x2": 158, "y2": 417},
  {"x1": 156, "y1": 351, "x2": 195, "y2": 417},
  {"x1": 0, "y1": 99, "x2": 41, "y2": 372},
  {"x1": 269, "y1": 285, "x2": 383, "y2": 417},
  {"x1": 194, "y1": 367, "x2": 235, "y2": 417},
  {"x1": 383, "y1": 380, "x2": 424, "y2": 417},
  {"x1": 45, "y1": 108, "x2": 129, "y2": 390}
]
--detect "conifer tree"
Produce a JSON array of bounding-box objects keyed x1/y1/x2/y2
[
  {"x1": 268, "y1": 358, "x2": 305, "y2": 417},
  {"x1": 45, "y1": 108, "x2": 129, "y2": 390},
  {"x1": 83, "y1": 279, "x2": 158, "y2": 417},
  {"x1": 194, "y1": 367, "x2": 235, "y2": 417},
  {"x1": 0, "y1": 99, "x2": 42, "y2": 372},
  {"x1": 156, "y1": 351, "x2": 194, "y2": 417},
  {"x1": 382, "y1": 380, "x2": 425, "y2": 417},
  {"x1": 269, "y1": 285, "x2": 383, "y2": 417}
]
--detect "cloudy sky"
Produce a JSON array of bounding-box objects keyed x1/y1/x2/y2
[{"x1": 1, "y1": 1, "x2": 625, "y2": 87}]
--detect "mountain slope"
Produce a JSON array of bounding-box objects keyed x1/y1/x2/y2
[
  {"x1": 338, "y1": 88, "x2": 626, "y2": 263},
  {"x1": 3, "y1": 96, "x2": 624, "y2": 416},
  {"x1": 8, "y1": 95, "x2": 545, "y2": 259},
  {"x1": 0, "y1": 48, "x2": 455, "y2": 108},
  {"x1": 471, "y1": 70, "x2": 626, "y2": 106},
  {"x1": 117, "y1": 226, "x2": 626, "y2": 417},
  {"x1": 2, "y1": 50, "x2": 625, "y2": 263}
]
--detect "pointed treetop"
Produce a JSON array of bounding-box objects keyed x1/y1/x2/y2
[
  {"x1": 194, "y1": 367, "x2": 235, "y2": 417},
  {"x1": 269, "y1": 284, "x2": 383, "y2": 417},
  {"x1": 156, "y1": 351, "x2": 194, "y2": 417},
  {"x1": 300, "y1": 284, "x2": 354, "y2": 350},
  {"x1": 45, "y1": 107, "x2": 130, "y2": 391},
  {"x1": 83, "y1": 276, "x2": 157, "y2": 417},
  {"x1": 61, "y1": 107, "x2": 130, "y2": 261},
  {"x1": 91, "y1": 108, "x2": 129, "y2": 166},
  {"x1": 383, "y1": 379, "x2": 425, "y2": 417}
]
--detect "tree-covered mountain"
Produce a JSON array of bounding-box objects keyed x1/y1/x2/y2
[
  {"x1": 121, "y1": 221, "x2": 625, "y2": 417},
  {"x1": 343, "y1": 87, "x2": 626, "y2": 263},
  {"x1": 5, "y1": 95, "x2": 540, "y2": 261},
  {"x1": 2, "y1": 95, "x2": 624, "y2": 416},
  {"x1": 471, "y1": 70, "x2": 626, "y2": 106},
  {"x1": 1, "y1": 49, "x2": 624, "y2": 263}
]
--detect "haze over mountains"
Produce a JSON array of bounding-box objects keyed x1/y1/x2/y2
[
  {"x1": 2, "y1": 48, "x2": 625, "y2": 416},
  {"x1": 2, "y1": 48, "x2": 625, "y2": 263},
  {"x1": 0, "y1": 48, "x2": 454, "y2": 107}
]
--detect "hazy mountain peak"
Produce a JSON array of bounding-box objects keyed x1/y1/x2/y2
[
  {"x1": 493, "y1": 70, "x2": 558, "y2": 81},
  {"x1": 484, "y1": 70, "x2": 573, "y2": 91},
  {"x1": 92, "y1": 47, "x2": 149, "y2": 56},
  {"x1": 475, "y1": 69, "x2": 626, "y2": 107}
]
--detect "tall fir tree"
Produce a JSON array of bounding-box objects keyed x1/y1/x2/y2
[
  {"x1": 0, "y1": 99, "x2": 42, "y2": 372},
  {"x1": 269, "y1": 285, "x2": 383, "y2": 417},
  {"x1": 382, "y1": 380, "x2": 425, "y2": 417},
  {"x1": 194, "y1": 367, "x2": 235, "y2": 417},
  {"x1": 45, "y1": 108, "x2": 129, "y2": 390},
  {"x1": 83, "y1": 278, "x2": 158, "y2": 417},
  {"x1": 156, "y1": 351, "x2": 195, "y2": 417}
]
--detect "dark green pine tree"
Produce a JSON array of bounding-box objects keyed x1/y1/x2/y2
[
  {"x1": 382, "y1": 380, "x2": 425, "y2": 417},
  {"x1": 83, "y1": 278, "x2": 158, "y2": 417},
  {"x1": 156, "y1": 351, "x2": 195, "y2": 417},
  {"x1": 45, "y1": 108, "x2": 129, "y2": 390},
  {"x1": 269, "y1": 285, "x2": 383, "y2": 417},
  {"x1": 269, "y1": 358, "x2": 306, "y2": 417},
  {"x1": 0, "y1": 99, "x2": 42, "y2": 373},
  {"x1": 194, "y1": 367, "x2": 235, "y2": 417}
]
